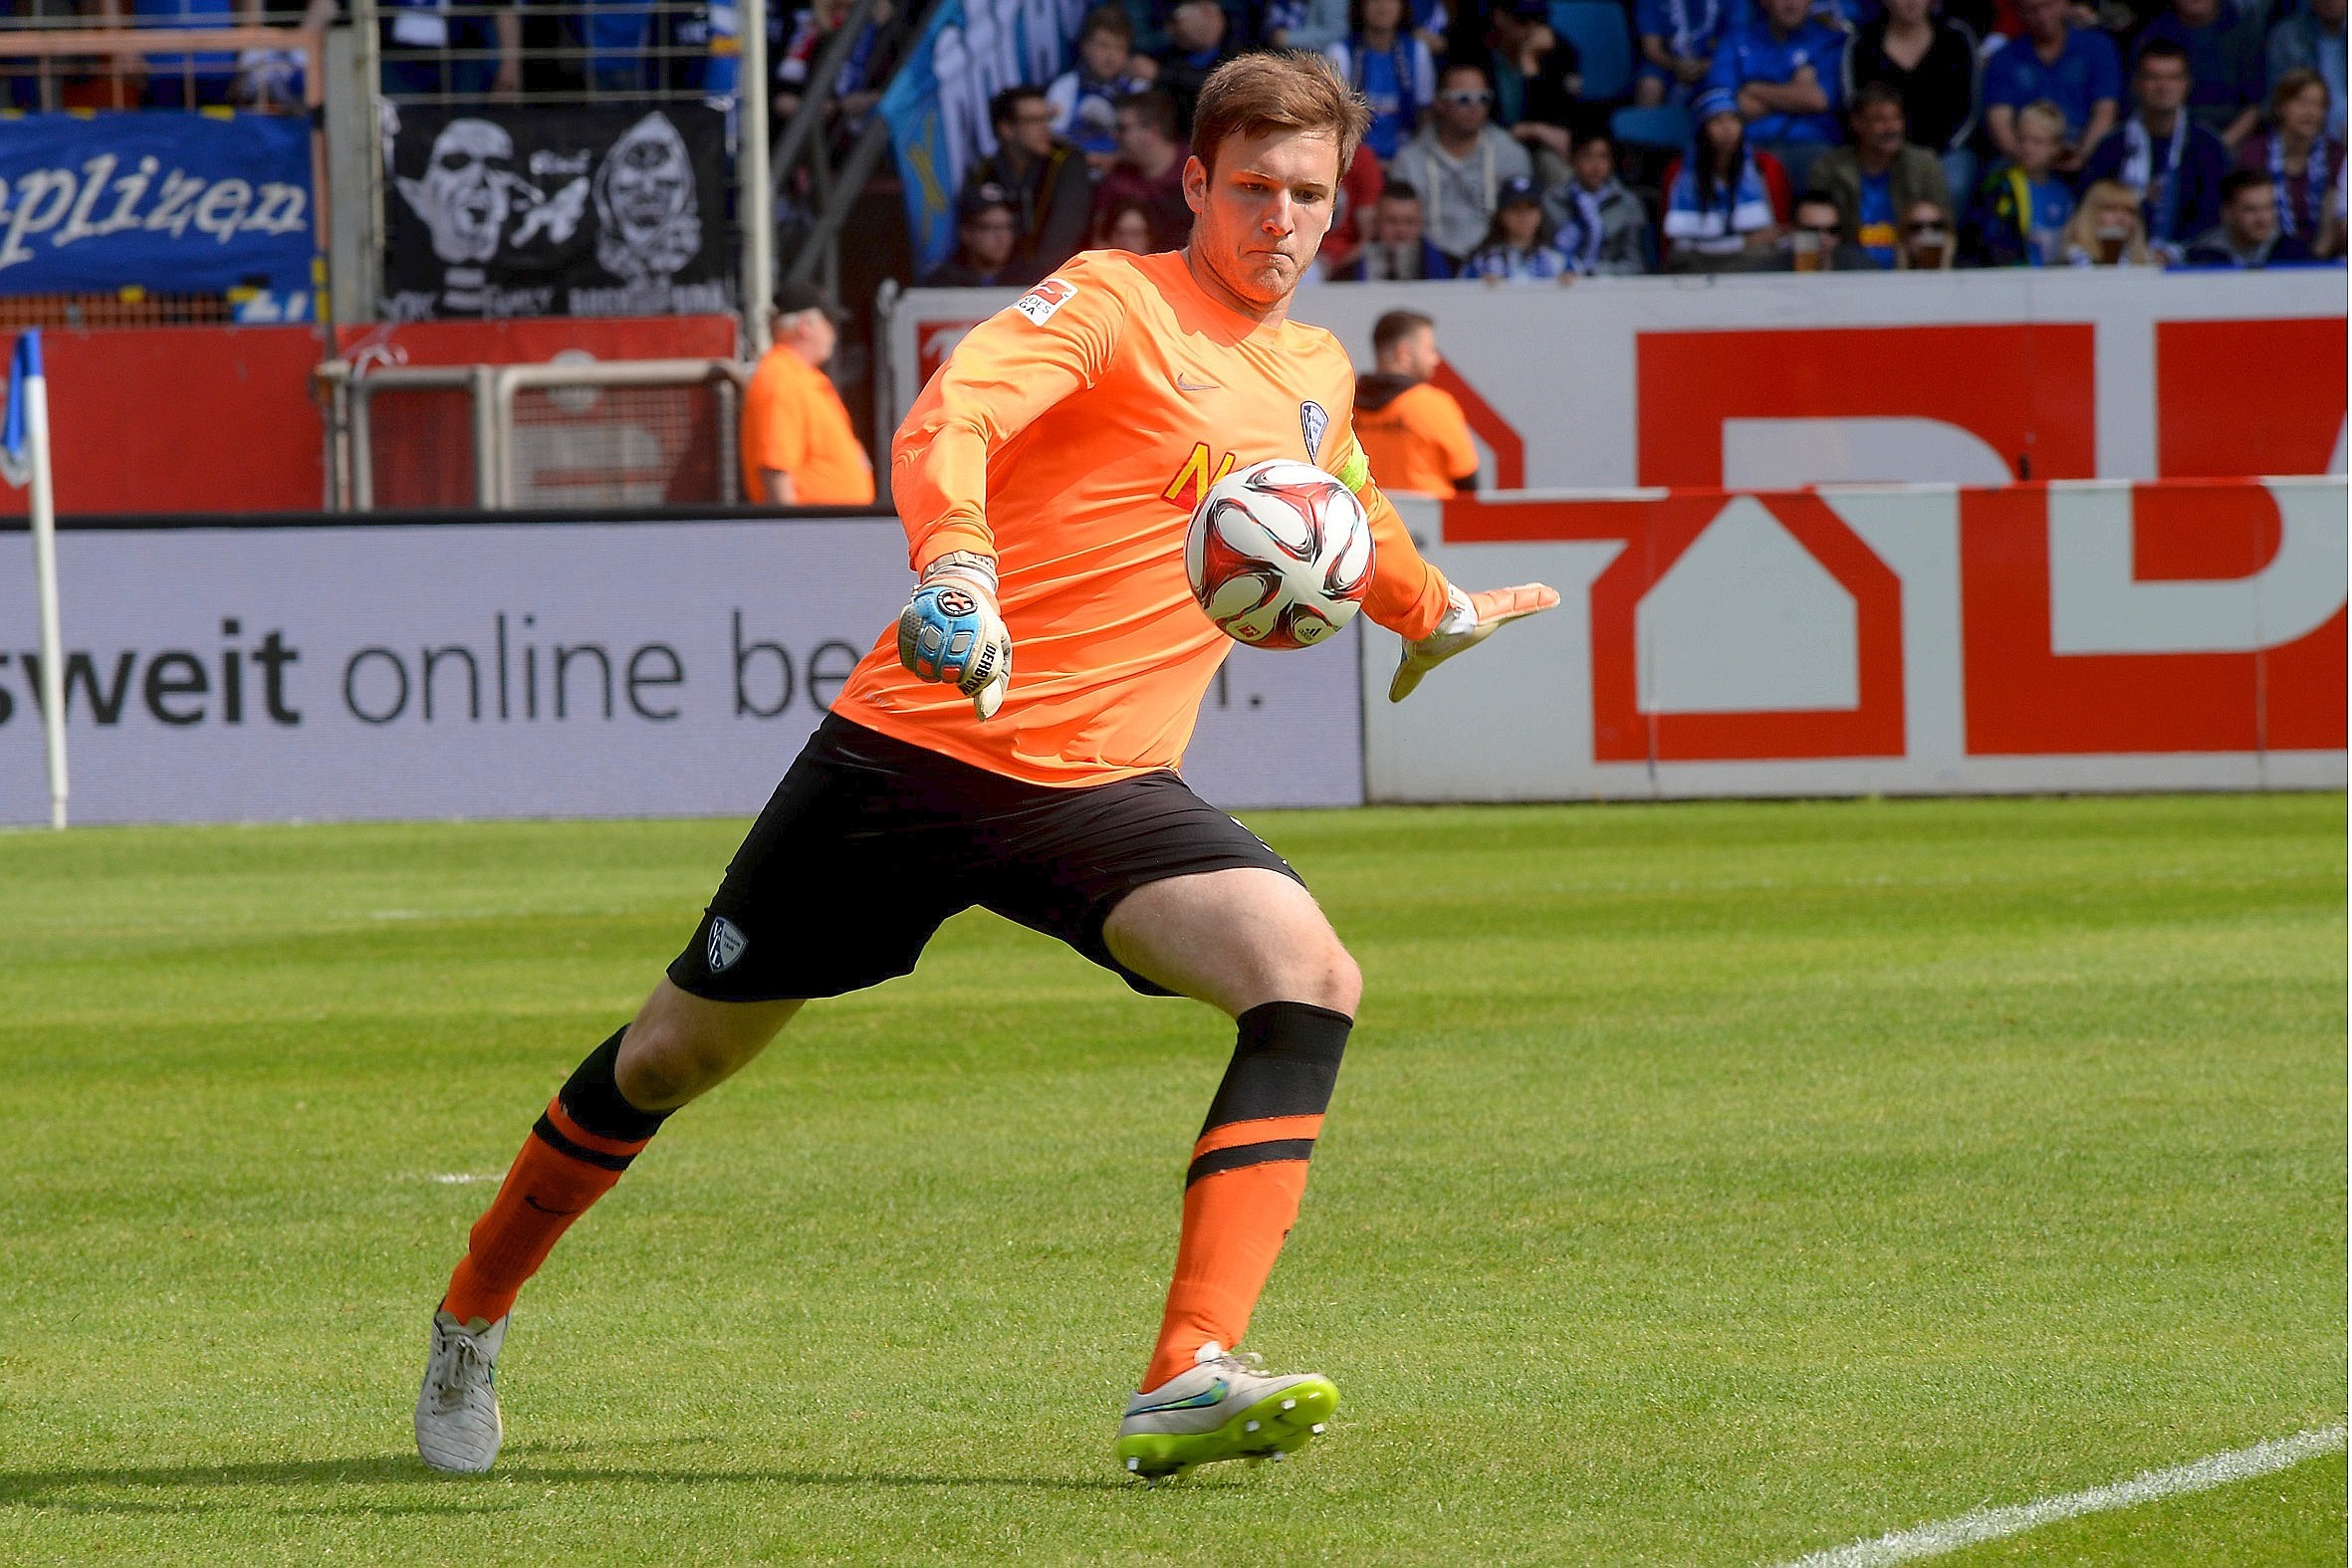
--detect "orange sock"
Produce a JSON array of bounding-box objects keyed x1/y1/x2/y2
[
  {"x1": 441, "y1": 1029, "x2": 668, "y2": 1326},
  {"x1": 1142, "y1": 1002, "x2": 1351, "y2": 1391}
]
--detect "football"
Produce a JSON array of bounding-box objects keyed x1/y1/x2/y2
[{"x1": 1183, "y1": 459, "x2": 1375, "y2": 649}]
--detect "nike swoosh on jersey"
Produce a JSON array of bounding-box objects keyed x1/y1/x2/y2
[
  {"x1": 1174, "y1": 372, "x2": 1219, "y2": 392},
  {"x1": 523, "y1": 1195, "x2": 583, "y2": 1216},
  {"x1": 1129, "y1": 1378, "x2": 1231, "y2": 1415}
]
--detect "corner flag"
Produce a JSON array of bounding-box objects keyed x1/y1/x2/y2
[
  {"x1": 1, "y1": 330, "x2": 36, "y2": 485},
  {"x1": 6, "y1": 329, "x2": 68, "y2": 829}
]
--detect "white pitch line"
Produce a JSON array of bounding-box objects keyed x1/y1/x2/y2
[{"x1": 1772, "y1": 1425, "x2": 2347, "y2": 1568}]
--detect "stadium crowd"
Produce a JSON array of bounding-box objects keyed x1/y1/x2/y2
[
  {"x1": 3, "y1": 0, "x2": 2340, "y2": 274},
  {"x1": 909, "y1": 0, "x2": 2347, "y2": 278}
]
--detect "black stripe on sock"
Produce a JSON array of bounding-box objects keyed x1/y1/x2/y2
[
  {"x1": 1185, "y1": 1137, "x2": 1317, "y2": 1186},
  {"x1": 1198, "y1": 1001, "x2": 1353, "y2": 1135},
  {"x1": 558, "y1": 1026, "x2": 672, "y2": 1143},
  {"x1": 531, "y1": 1112, "x2": 635, "y2": 1173}
]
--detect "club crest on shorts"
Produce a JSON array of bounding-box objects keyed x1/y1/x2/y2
[
  {"x1": 1298, "y1": 400, "x2": 1328, "y2": 459},
  {"x1": 707, "y1": 916, "x2": 748, "y2": 974}
]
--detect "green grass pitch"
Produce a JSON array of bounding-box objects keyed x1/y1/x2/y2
[{"x1": 1, "y1": 793, "x2": 2341, "y2": 1565}]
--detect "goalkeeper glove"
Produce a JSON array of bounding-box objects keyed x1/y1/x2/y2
[
  {"x1": 1388, "y1": 582, "x2": 1560, "y2": 703},
  {"x1": 897, "y1": 554, "x2": 1012, "y2": 720}
]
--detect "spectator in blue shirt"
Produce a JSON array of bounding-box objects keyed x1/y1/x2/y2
[
  {"x1": 1638, "y1": 0, "x2": 1747, "y2": 107},
  {"x1": 1664, "y1": 86, "x2": 1788, "y2": 265},
  {"x1": 132, "y1": 0, "x2": 241, "y2": 107},
  {"x1": 2083, "y1": 39, "x2": 2234, "y2": 257},
  {"x1": 1969, "y1": 99, "x2": 2079, "y2": 263},
  {"x1": 1709, "y1": 0, "x2": 1848, "y2": 186},
  {"x1": 1049, "y1": 7, "x2": 1150, "y2": 166},
  {"x1": 1984, "y1": 0, "x2": 2123, "y2": 174},
  {"x1": 2142, "y1": 0, "x2": 2267, "y2": 146},
  {"x1": 2267, "y1": 0, "x2": 2348, "y2": 145},
  {"x1": 1327, "y1": 0, "x2": 1442, "y2": 159}
]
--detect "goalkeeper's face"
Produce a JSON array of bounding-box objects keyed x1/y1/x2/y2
[{"x1": 1182, "y1": 126, "x2": 1339, "y2": 317}]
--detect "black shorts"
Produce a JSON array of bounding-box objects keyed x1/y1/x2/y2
[{"x1": 667, "y1": 713, "x2": 1299, "y2": 1002}]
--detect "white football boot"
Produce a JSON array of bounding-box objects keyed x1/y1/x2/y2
[
  {"x1": 1113, "y1": 1342, "x2": 1339, "y2": 1482},
  {"x1": 415, "y1": 1310, "x2": 507, "y2": 1474}
]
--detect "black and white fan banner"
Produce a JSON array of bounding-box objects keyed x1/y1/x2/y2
[{"x1": 380, "y1": 103, "x2": 737, "y2": 321}]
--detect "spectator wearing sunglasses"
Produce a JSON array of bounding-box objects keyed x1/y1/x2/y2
[
  {"x1": 1898, "y1": 199, "x2": 1959, "y2": 265},
  {"x1": 1390, "y1": 62, "x2": 1538, "y2": 263},
  {"x1": 1775, "y1": 190, "x2": 1876, "y2": 267}
]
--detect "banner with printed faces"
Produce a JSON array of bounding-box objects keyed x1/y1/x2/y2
[
  {"x1": 0, "y1": 112, "x2": 316, "y2": 313},
  {"x1": 380, "y1": 103, "x2": 737, "y2": 321}
]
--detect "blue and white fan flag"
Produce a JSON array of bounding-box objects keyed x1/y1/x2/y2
[{"x1": 2, "y1": 330, "x2": 39, "y2": 491}]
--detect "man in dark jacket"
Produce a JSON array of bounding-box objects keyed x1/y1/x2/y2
[
  {"x1": 962, "y1": 86, "x2": 1095, "y2": 285},
  {"x1": 919, "y1": 183, "x2": 1024, "y2": 287},
  {"x1": 2182, "y1": 167, "x2": 2318, "y2": 264},
  {"x1": 1806, "y1": 83, "x2": 1955, "y2": 267},
  {"x1": 2082, "y1": 39, "x2": 2234, "y2": 261},
  {"x1": 1153, "y1": 0, "x2": 1242, "y2": 130}
]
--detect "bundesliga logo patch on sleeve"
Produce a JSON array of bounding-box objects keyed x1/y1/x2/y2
[{"x1": 1014, "y1": 278, "x2": 1076, "y2": 324}]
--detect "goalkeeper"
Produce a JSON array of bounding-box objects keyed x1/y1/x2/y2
[{"x1": 415, "y1": 50, "x2": 1557, "y2": 1483}]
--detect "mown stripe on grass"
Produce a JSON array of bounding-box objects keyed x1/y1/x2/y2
[{"x1": 1770, "y1": 1425, "x2": 2348, "y2": 1568}]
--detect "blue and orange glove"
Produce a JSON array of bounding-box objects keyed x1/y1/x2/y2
[{"x1": 896, "y1": 554, "x2": 1013, "y2": 720}]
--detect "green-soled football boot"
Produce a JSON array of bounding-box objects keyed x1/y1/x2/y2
[{"x1": 1114, "y1": 1343, "x2": 1339, "y2": 1483}]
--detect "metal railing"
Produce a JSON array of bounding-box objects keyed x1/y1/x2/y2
[
  {"x1": 0, "y1": 24, "x2": 332, "y2": 297},
  {"x1": 319, "y1": 356, "x2": 752, "y2": 511},
  {"x1": 0, "y1": 19, "x2": 324, "y2": 116}
]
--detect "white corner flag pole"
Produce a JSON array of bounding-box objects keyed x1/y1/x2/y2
[{"x1": 6, "y1": 332, "x2": 66, "y2": 830}]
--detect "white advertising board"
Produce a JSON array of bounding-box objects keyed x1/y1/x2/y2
[
  {"x1": 0, "y1": 517, "x2": 1363, "y2": 826},
  {"x1": 1360, "y1": 480, "x2": 2347, "y2": 800},
  {"x1": 886, "y1": 269, "x2": 2346, "y2": 491}
]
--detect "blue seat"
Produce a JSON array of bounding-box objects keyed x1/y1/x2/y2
[
  {"x1": 1610, "y1": 103, "x2": 1692, "y2": 150},
  {"x1": 1549, "y1": 1, "x2": 1634, "y2": 102}
]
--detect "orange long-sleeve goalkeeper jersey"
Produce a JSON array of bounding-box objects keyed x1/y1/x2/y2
[{"x1": 831, "y1": 248, "x2": 1455, "y2": 786}]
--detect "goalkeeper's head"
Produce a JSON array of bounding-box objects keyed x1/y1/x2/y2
[{"x1": 1181, "y1": 53, "x2": 1371, "y2": 316}]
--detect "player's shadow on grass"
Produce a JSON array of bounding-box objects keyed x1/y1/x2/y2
[{"x1": 0, "y1": 1446, "x2": 1127, "y2": 1511}]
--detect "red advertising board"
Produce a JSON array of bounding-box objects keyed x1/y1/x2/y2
[{"x1": 0, "y1": 316, "x2": 742, "y2": 518}]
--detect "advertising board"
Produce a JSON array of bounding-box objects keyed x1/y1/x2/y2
[
  {"x1": 0, "y1": 515, "x2": 1363, "y2": 825},
  {"x1": 886, "y1": 270, "x2": 2346, "y2": 490},
  {"x1": 1362, "y1": 479, "x2": 2346, "y2": 799}
]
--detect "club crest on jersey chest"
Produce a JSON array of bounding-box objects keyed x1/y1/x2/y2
[{"x1": 1299, "y1": 400, "x2": 1328, "y2": 460}]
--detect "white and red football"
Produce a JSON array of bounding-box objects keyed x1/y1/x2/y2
[{"x1": 1184, "y1": 459, "x2": 1375, "y2": 649}]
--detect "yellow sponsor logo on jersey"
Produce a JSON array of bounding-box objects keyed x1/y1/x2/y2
[{"x1": 1161, "y1": 443, "x2": 1238, "y2": 512}]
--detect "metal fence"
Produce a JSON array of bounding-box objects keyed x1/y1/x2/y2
[{"x1": 320, "y1": 356, "x2": 750, "y2": 510}]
